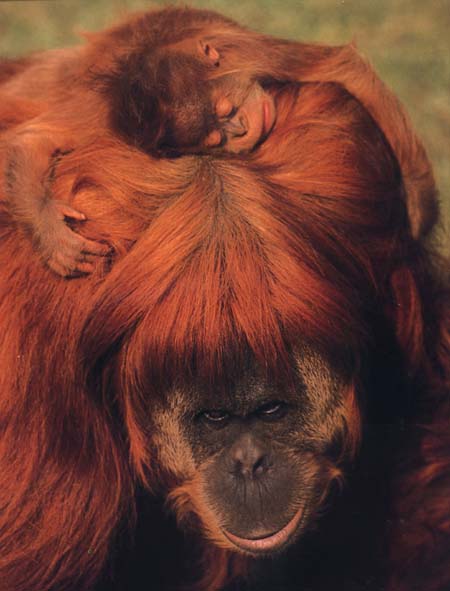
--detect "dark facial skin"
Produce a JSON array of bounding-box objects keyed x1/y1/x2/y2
[{"x1": 153, "y1": 348, "x2": 352, "y2": 556}]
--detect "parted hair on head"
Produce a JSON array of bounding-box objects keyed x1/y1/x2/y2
[{"x1": 0, "y1": 6, "x2": 448, "y2": 591}]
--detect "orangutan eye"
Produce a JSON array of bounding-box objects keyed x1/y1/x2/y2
[
  {"x1": 257, "y1": 401, "x2": 287, "y2": 420},
  {"x1": 202, "y1": 409, "x2": 230, "y2": 423}
]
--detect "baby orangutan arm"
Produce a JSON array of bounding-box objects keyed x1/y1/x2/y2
[{"x1": 4, "y1": 126, "x2": 110, "y2": 277}]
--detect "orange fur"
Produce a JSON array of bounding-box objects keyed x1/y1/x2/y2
[{"x1": 0, "y1": 7, "x2": 448, "y2": 591}]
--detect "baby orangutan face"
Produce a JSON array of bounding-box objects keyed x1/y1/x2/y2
[
  {"x1": 197, "y1": 40, "x2": 277, "y2": 154},
  {"x1": 154, "y1": 40, "x2": 277, "y2": 156},
  {"x1": 204, "y1": 78, "x2": 277, "y2": 154}
]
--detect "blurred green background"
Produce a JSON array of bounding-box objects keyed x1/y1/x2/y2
[{"x1": 1, "y1": 0, "x2": 449, "y2": 248}]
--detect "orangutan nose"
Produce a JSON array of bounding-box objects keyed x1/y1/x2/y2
[{"x1": 230, "y1": 433, "x2": 271, "y2": 479}]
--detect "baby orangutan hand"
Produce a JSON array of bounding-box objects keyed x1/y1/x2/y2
[{"x1": 34, "y1": 200, "x2": 110, "y2": 277}]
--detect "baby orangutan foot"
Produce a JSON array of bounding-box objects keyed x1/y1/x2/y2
[{"x1": 35, "y1": 200, "x2": 111, "y2": 277}]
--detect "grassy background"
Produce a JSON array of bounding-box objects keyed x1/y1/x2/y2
[{"x1": 1, "y1": 0, "x2": 449, "y2": 247}]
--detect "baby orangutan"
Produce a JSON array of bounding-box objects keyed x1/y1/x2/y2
[
  {"x1": 1, "y1": 7, "x2": 425, "y2": 277},
  {"x1": 2, "y1": 34, "x2": 276, "y2": 276}
]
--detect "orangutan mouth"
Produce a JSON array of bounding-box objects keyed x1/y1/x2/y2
[{"x1": 222, "y1": 508, "x2": 303, "y2": 554}]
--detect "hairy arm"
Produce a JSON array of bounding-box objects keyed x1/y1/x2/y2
[
  {"x1": 213, "y1": 33, "x2": 436, "y2": 238},
  {"x1": 4, "y1": 123, "x2": 109, "y2": 276}
]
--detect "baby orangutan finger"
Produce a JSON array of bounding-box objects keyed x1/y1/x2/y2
[
  {"x1": 47, "y1": 250, "x2": 96, "y2": 277},
  {"x1": 46, "y1": 261, "x2": 69, "y2": 277},
  {"x1": 46, "y1": 258, "x2": 90, "y2": 278},
  {"x1": 75, "y1": 252, "x2": 100, "y2": 264},
  {"x1": 204, "y1": 130, "x2": 222, "y2": 147},
  {"x1": 71, "y1": 261, "x2": 96, "y2": 275},
  {"x1": 53, "y1": 201, "x2": 86, "y2": 221},
  {"x1": 79, "y1": 237, "x2": 111, "y2": 257}
]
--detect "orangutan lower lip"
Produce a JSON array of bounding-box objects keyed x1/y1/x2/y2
[{"x1": 222, "y1": 508, "x2": 303, "y2": 553}]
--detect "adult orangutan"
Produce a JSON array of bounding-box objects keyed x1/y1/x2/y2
[
  {"x1": 0, "y1": 7, "x2": 435, "y2": 277},
  {"x1": 0, "y1": 7, "x2": 448, "y2": 591}
]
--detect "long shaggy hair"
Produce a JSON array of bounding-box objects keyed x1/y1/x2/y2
[{"x1": 0, "y1": 35, "x2": 449, "y2": 591}]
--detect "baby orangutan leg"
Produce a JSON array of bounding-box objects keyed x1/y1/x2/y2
[{"x1": 4, "y1": 125, "x2": 110, "y2": 277}]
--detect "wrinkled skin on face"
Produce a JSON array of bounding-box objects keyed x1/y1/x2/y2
[{"x1": 152, "y1": 347, "x2": 356, "y2": 557}]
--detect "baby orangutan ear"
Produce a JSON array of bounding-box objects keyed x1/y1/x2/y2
[{"x1": 199, "y1": 40, "x2": 220, "y2": 66}]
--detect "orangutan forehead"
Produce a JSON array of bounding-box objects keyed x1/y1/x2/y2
[{"x1": 165, "y1": 345, "x2": 346, "y2": 415}]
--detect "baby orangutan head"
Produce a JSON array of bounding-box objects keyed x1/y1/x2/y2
[{"x1": 105, "y1": 36, "x2": 277, "y2": 156}]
